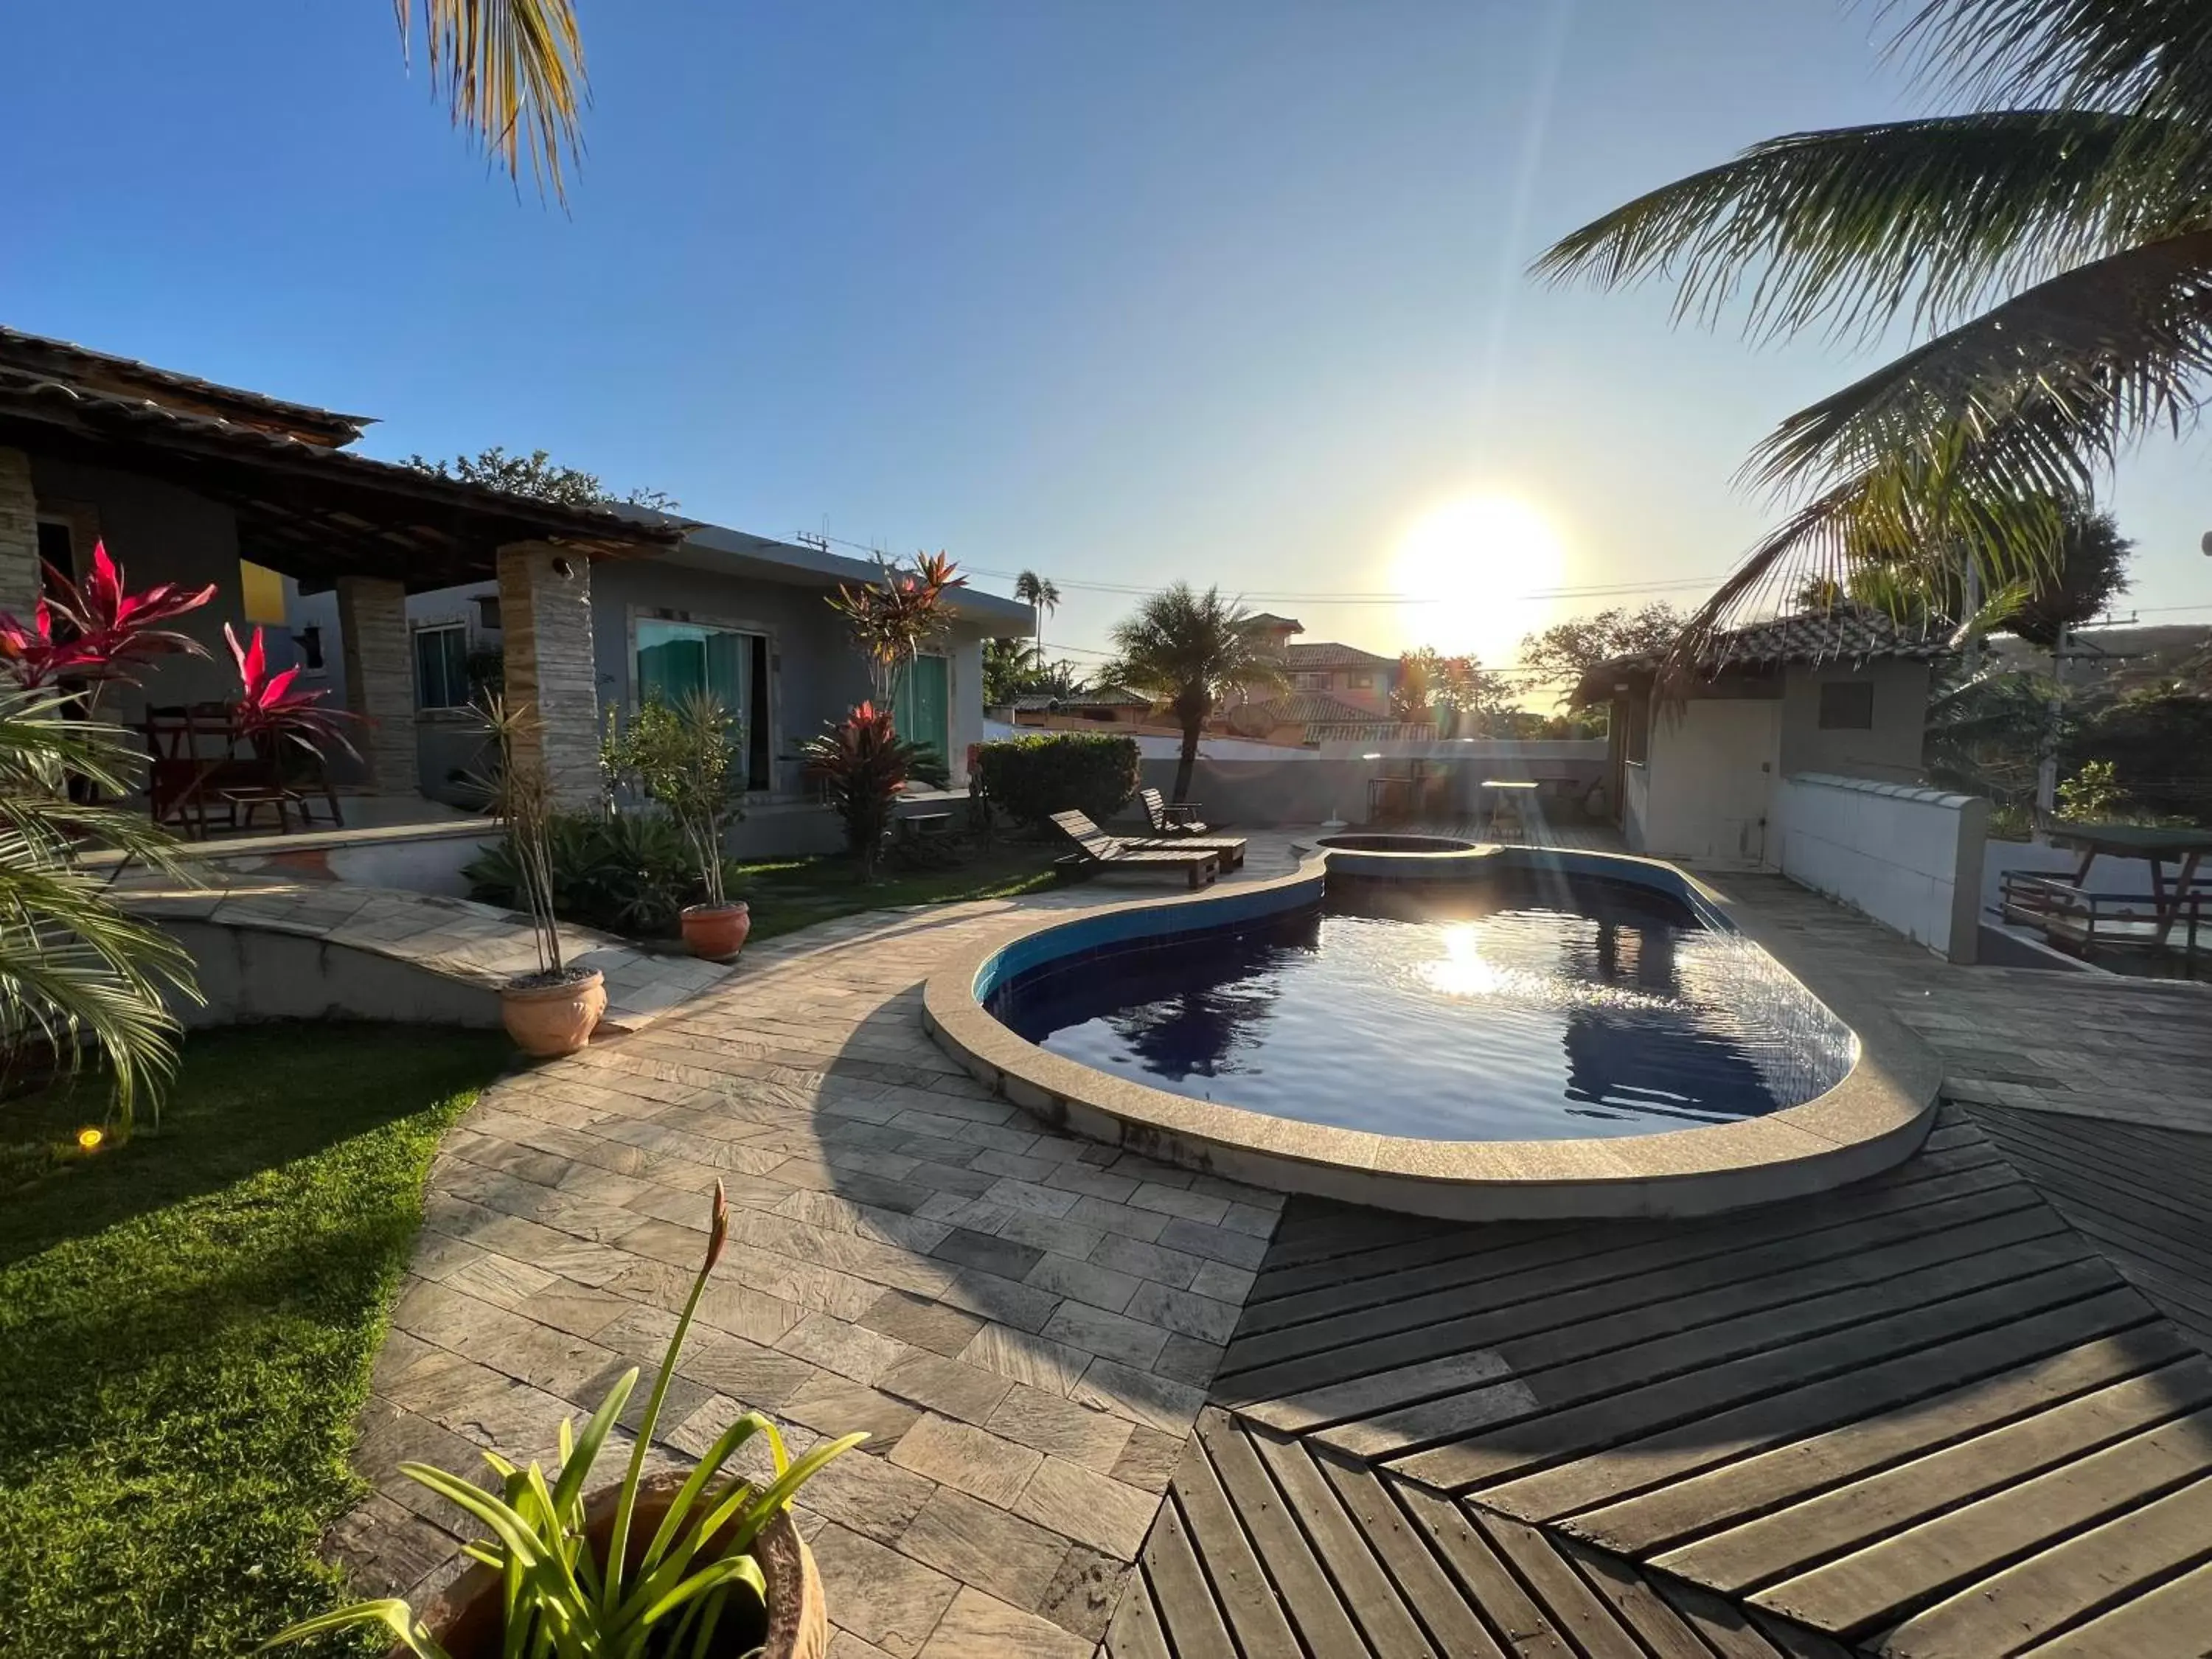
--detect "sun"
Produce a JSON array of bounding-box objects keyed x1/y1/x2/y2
[{"x1": 1391, "y1": 493, "x2": 1567, "y2": 663}]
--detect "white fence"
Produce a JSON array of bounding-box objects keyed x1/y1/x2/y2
[{"x1": 1770, "y1": 773, "x2": 1989, "y2": 963}]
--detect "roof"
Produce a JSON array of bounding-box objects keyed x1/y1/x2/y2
[
  {"x1": 1011, "y1": 686, "x2": 1152, "y2": 712},
  {"x1": 1231, "y1": 691, "x2": 1382, "y2": 727},
  {"x1": 0, "y1": 360, "x2": 680, "y2": 589},
  {"x1": 1579, "y1": 606, "x2": 1950, "y2": 700},
  {"x1": 0, "y1": 327, "x2": 372, "y2": 447},
  {"x1": 1284, "y1": 639, "x2": 1397, "y2": 670},
  {"x1": 657, "y1": 524, "x2": 1034, "y2": 628},
  {"x1": 1245, "y1": 612, "x2": 1304, "y2": 633}
]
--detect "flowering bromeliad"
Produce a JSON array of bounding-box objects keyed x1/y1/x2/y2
[
  {"x1": 0, "y1": 540, "x2": 216, "y2": 695},
  {"x1": 226, "y1": 623, "x2": 359, "y2": 757},
  {"x1": 827, "y1": 550, "x2": 966, "y2": 706}
]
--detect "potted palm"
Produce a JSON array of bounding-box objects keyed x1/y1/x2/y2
[
  {"x1": 479, "y1": 696, "x2": 605, "y2": 1055},
  {"x1": 264, "y1": 1182, "x2": 860, "y2": 1658},
  {"x1": 601, "y1": 694, "x2": 749, "y2": 961}
]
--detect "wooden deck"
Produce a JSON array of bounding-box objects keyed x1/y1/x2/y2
[{"x1": 1106, "y1": 1108, "x2": 2212, "y2": 1657}]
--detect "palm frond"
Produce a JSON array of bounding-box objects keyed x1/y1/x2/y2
[
  {"x1": 396, "y1": 0, "x2": 589, "y2": 204},
  {"x1": 1749, "y1": 226, "x2": 2212, "y2": 506},
  {"x1": 1533, "y1": 108, "x2": 2209, "y2": 341},
  {"x1": 1891, "y1": 0, "x2": 2212, "y2": 131}
]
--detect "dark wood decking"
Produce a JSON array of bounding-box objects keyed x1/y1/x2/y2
[{"x1": 1108, "y1": 1109, "x2": 2212, "y2": 1657}]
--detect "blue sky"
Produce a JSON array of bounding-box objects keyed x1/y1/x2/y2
[{"x1": 10, "y1": 1, "x2": 2210, "y2": 675}]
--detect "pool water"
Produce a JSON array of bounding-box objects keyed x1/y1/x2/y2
[{"x1": 985, "y1": 871, "x2": 1854, "y2": 1141}]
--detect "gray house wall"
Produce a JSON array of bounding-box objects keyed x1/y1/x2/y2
[{"x1": 1779, "y1": 658, "x2": 1931, "y2": 783}]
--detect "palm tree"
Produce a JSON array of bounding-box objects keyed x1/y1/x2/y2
[
  {"x1": 393, "y1": 1, "x2": 589, "y2": 201},
  {"x1": 1013, "y1": 570, "x2": 1062, "y2": 658},
  {"x1": 1107, "y1": 585, "x2": 1287, "y2": 803},
  {"x1": 1534, "y1": 0, "x2": 2212, "y2": 653},
  {"x1": 0, "y1": 687, "x2": 200, "y2": 1135}
]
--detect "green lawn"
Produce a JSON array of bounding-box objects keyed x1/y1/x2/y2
[
  {"x1": 731, "y1": 844, "x2": 1060, "y2": 942},
  {"x1": 0, "y1": 1024, "x2": 512, "y2": 1659}
]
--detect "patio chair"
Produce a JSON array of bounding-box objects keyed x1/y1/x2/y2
[
  {"x1": 1138, "y1": 787, "x2": 1214, "y2": 837},
  {"x1": 1128, "y1": 791, "x2": 1246, "y2": 869},
  {"x1": 1049, "y1": 811, "x2": 1221, "y2": 888}
]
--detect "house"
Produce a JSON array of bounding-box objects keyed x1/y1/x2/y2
[
  {"x1": 0, "y1": 325, "x2": 1027, "y2": 852},
  {"x1": 1576, "y1": 608, "x2": 1950, "y2": 864},
  {"x1": 1225, "y1": 691, "x2": 1432, "y2": 747},
  {"x1": 292, "y1": 521, "x2": 1030, "y2": 806},
  {"x1": 0, "y1": 326, "x2": 681, "y2": 819},
  {"x1": 1232, "y1": 613, "x2": 1402, "y2": 716},
  {"x1": 1006, "y1": 686, "x2": 1156, "y2": 728}
]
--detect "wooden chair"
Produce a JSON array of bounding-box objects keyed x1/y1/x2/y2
[
  {"x1": 1049, "y1": 811, "x2": 1221, "y2": 888},
  {"x1": 144, "y1": 703, "x2": 254, "y2": 839},
  {"x1": 1138, "y1": 787, "x2": 1211, "y2": 837},
  {"x1": 1128, "y1": 792, "x2": 1246, "y2": 869}
]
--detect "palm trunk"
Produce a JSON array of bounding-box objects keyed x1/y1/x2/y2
[{"x1": 1174, "y1": 720, "x2": 1200, "y2": 804}]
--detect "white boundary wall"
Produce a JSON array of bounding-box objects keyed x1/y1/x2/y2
[{"x1": 1770, "y1": 773, "x2": 1989, "y2": 963}]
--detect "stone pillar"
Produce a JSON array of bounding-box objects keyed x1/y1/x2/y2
[
  {"x1": 496, "y1": 542, "x2": 600, "y2": 807},
  {"x1": 335, "y1": 574, "x2": 420, "y2": 795},
  {"x1": 0, "y1": 448, "x2": 43, "y2": 623}
]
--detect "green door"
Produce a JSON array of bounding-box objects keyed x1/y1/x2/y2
[{"x1": 895, "y1": 655, "x2": 950, "y2": 769}]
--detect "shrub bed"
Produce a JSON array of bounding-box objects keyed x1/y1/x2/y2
[{"x1": 975, "y1": 733, "x2": 1141, "y2": 827}]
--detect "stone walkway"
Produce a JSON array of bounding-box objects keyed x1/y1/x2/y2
[{"x1": 120, "y1": 871, "x2": 739, "y2": 1032}]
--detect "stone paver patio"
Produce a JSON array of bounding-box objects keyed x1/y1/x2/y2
[{"x1": 321, "y1": 830, "x2": 2212, "y2": 1656}]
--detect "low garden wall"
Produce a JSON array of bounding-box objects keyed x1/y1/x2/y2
[
  {"x1": 1131, "y1": 747, "x2": 1607, "y2": 829},
  {"x1": 1770, "y1": 773, "x2": 1988, "y2": 963},
  {"x1": 159, "y1": 921, "x2": 501, "y2": 1029}
]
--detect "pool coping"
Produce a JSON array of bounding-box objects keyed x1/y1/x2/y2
[{"x1": 920, "y1": 844, "x2": 1941, "y2": 1220}]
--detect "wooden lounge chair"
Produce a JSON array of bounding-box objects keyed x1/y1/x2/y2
[
  {"x1": 1051, "y1": 811, "x2": 1220, "y2": 888},
  {"x1": 1128, "y1": 791, "x2": 1246, "y2": 869},
  {"x1": 1138, "y1": 787, "x2": 1212, "y2": 836}
]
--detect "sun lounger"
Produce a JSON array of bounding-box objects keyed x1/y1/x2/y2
[
  {"x1": 1131, "y1": 790, "x2": 1245, "y2": 867},
  {"x1": 1051, "y1": 811, "x2": 1221, "y2": 888}
]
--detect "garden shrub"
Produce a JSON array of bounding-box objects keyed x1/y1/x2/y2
[
  {"x1": 975, "y1": 733, "x2": 1141, "y2": 827},
  {"x1": 465, "y1": 810, "x2": 740, "y2": 935}
]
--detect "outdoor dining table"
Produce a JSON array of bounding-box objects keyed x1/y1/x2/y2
[
  {"x1": 1478, "y1": 778, "x2": 1539, "y2": 841},
  {"x1": 2048, "y1": 822, "x2": 2212, "y2": 936}
]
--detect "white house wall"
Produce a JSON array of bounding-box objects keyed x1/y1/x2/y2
[
  {"x1": 1635, "y1": 697, "x2": 1781, "y2": 864},
  {"x1": 1780, "y1": 658, "x2": 1930, "y2": 782}
]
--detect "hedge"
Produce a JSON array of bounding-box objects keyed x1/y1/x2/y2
[{"x1": 976, "y1": 733, "x2": 1141, "y2": 827}]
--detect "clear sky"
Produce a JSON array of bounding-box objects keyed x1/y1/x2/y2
[{"x1": 10, "y1": 1, "x2": 2210, "y2": 681}]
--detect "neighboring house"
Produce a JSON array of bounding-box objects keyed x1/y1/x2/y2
[
  {"x1": 1006, "y1": 686, "x2": 1155, "y2": 728},
  {"x1": 1577, "y1": 609, "x2": 1950, "y2": 865},
  {"x1": 1228, "y1": 613, "x2": 1402, "y2": 718},
  {"x1": 293, "y1": 522, "x2": 1029, "y2": 804},
  {"x1": 0, "y1": 326, "x2": 681, "y2": 815},
  {"x1": 1226, "y1": 691, "x2": 1430, "y2": 747}
]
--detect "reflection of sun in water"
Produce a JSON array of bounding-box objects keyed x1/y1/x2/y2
[
  {"x1": 1423, "y1": 923, "x2": 1507, "y2": 998},
  {"x1": 1392, "y1": 493, "x2": 1566, "y2": 664}
]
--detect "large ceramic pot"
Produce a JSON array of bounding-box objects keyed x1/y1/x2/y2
[
  {"x1": 394, "y1": 1472, "x2": 825, "y2": 1659},
  {"x1": 498, "y1": 968, "x2": 608, "y2": 1057},
  {"x1": 681, "y1": 901, "x2": 751, "y2": 962}
]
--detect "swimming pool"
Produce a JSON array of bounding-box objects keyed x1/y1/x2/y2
[
  {"x1": 922, "y1": 842, "x2": 1935, "y2": 1220},
  {"x1": 984, "y1": 867, "x2": 1854, "y2": 1142}
]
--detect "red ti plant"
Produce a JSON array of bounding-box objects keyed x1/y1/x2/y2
[
  {"x1": 801, "y1": 700, "x2": 933, "y2": 880},
  {"x1": 0, "y1": 540, "x2": 215, "y2": 711},
  {"x1": 827, "y1": 551, "x2": 965, "y2": 709},
  {"x1": 226, "y1": 623, "x2": 358, "y2": 759}
]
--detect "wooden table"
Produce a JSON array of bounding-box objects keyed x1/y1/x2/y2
[
  {"x1": 1478, "y1": 778, "x2": 1539, "y2": 841},
  {"x1": 2050, "y1": 823, "x2": 2212, "y2": 936}
]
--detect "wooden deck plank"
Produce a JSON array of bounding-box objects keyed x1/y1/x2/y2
[
  {"x1": 1127, "y1": 1499, "x2": 1237, "y2": 1659},
  {"x1": 1571, "y1": 1327, "x2": 2204, "y2": 1557},
  {"x1": 1751, "y1": 1405, "x2": 2212, "y2": 1638},
  {"x1": 1245, "y1": 1425, "x2": 1439, "y2": 1659},
  {"x1": 1468, "y1": 1509, "x2": 1649, "y2": 1659},
  {"x1": 1238, "y1": 1198, "x2": 2065, "y2": 1432},
  {"x1": 1221, "y1": 1174, "x2": 2045, "y2": 1407},
  {"x1": 1392, "y1": 1479, "x2": 1578, "y2": 1659},
  {"x1": 1652, "y1": 1357, "x2": 2212, "y2": 1593},
  {"x1": 1193, "y1": 1411, "x2": 1370, "y2": 1658},
  {"x1": 1554, "y1": 1536, "x2": 1731, "y2": 1659},
  {"x1": 1470, "y1": 1287, "x2": 2153, "y2": 1517},
  {"x1": 1102, "y1": 1565, "x2": 1176, "y2": 1659},
  {"x1": 1882, "y1": 1471, "x2": 2212, "y2": 1658},
  {"x1": 1651, "y1": 1576, "x2": 1790, "y2": 1659},
  {"x1": 1323, "y1": 1460, "x2": 1509, "y2": 1659},
  {"x1": 2018, "y1": 1556, "x2": 2212, "y2": 1658},
  {"x1": 1164, "y1": 1427, "x2": 1304, "y2": 1659}
]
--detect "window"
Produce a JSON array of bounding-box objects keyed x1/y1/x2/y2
[
  {"x1": 634, "y1": 617, "x2": 772, "y2": 788},
  {"x1": 1818, "y1": 680, "x2": 1875, "y2": 731},
  {"x1": 475, "y1": 594, "x2": 502, "y2": 631},
  {"x1": 412, "y1": 623, "x2": 470, "y2": 711},
  {"x1": 296, "y1": 625, "x2": 325, "y2": 674},
  {"x1": 1349, "y1": 672, "x2": 1373, "y2": 689},
  {"x1": 1623, "y1": 695, "x2": 1649, "y2": 765}
]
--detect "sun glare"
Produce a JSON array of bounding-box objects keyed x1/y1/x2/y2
[{"x1": 1391, "y1": 493, "x2": 1566, "y2": 664}]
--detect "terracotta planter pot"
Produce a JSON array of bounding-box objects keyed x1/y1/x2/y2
[
  {"x1": 681, "y1": 901, "x2": 751, "y2": 961},
  {"x1": 499, "y1": 968, "x2": 608, "y2": 1057},
  {"x1": 395, "y1": 1472, "x2": 825, "y2": 1659}
]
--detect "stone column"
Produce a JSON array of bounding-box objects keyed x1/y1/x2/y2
[
  {"x1": 496, "y1": 542, "x2": 600, "y2": 807},
  {"x1": 335, "y1": 574, "x2": 420, "y2": 795},
  {"x1": 0, "y1": 448, "x2": 42, "y2": 624}
]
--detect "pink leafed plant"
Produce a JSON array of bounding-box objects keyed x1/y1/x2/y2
[
  {"x1": 226, "y1": 623, "x2": 359, "y2": 757},
  {"x1": 0, "y1": 540, "x2": 216, "y2": 698}
]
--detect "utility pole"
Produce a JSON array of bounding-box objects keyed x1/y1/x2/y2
[
  {"x1": 2033, "y1": 618, "x2": 2065, "y2": 844},
  {"x1": 1961, "y1": 558, "x2": 1982, "y2": 677}
]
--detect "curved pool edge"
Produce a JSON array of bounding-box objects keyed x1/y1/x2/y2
[{"x1": 920, "y1": 845, "x2": 1941, "y2": 1221}]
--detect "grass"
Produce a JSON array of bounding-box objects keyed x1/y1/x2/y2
[
  {"x1": 0, "y1": 1023, "x2": 512, "y2": 1659},
  {"x1": 731, "y1": 842, "x2": 1060, "y2": 942}
]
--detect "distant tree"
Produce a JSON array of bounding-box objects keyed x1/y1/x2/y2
[
  {"x1": 2006, "y1": 509, "x2": 2133, "y2": 647},
  {"x1": 1013, "y1": 571, "x2": 1063, "y2": 657},
  {"x1": 986, "y1": 639, "x2": 1093, "y2": 706},
  {"x1": 405, "y1": 446, "x2": 678, "y2": 513},
  {"x1": 1517, "y1": 605, "x2": 1686, "y2": 702},
  {"x1": 1391, "y1": 647, "x2": 1514, "y2": 730},
  {"x1": 1105, "y1": 585, "x2": 1287, "y2": 802}
]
